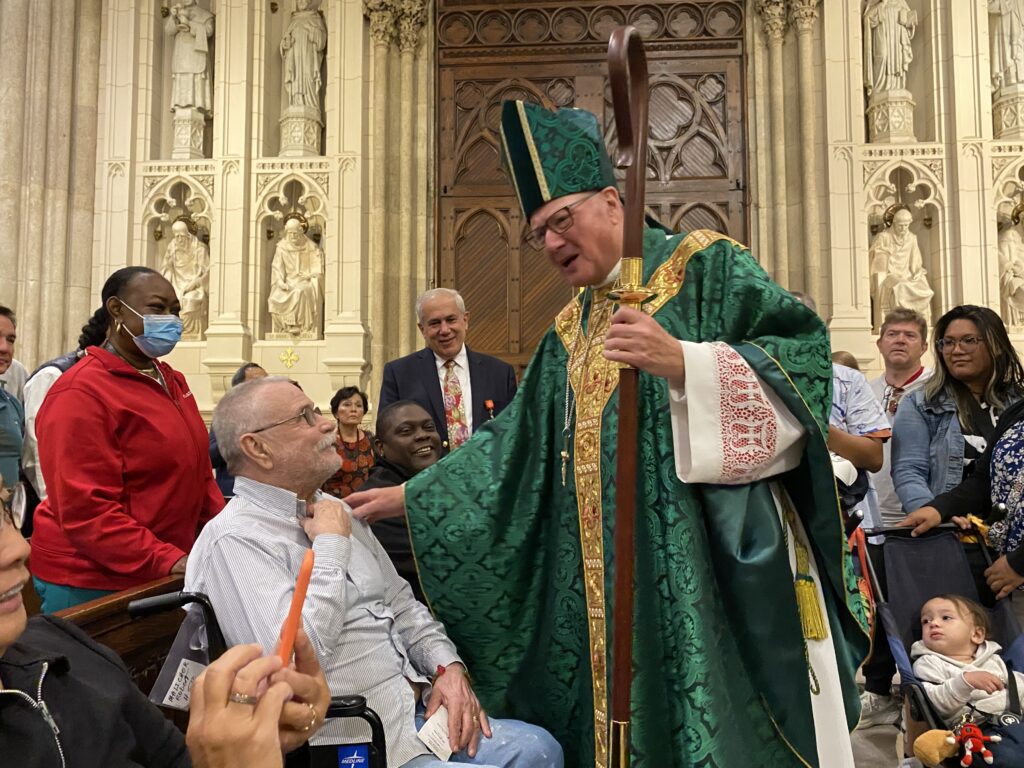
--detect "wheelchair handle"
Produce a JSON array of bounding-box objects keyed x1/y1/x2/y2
[
  {"x1": 127, "y1": 591, "x2": 228, "y2": 661},
  {"x1": 325, "y1": 695, "x2": 388, "y2": 765}
]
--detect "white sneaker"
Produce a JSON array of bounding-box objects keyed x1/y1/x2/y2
[{"x1": 858, "y1": 690, "x2": 899, "y2": 728}]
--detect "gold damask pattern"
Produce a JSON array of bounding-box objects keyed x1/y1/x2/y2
[
  {"x1": 555, "y1": 288, "x2": 617, "y2": 768},
  {"x1": 551, "y1": 232, "x2": 734, "y2": 766}
]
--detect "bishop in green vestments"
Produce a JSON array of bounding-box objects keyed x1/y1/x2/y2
[{"x1": 348, "y1": 101, "x2": 869, "y2": 768}]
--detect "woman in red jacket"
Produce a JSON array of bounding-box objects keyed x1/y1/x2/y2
[{"x1": 30, "y1": 267, "x2": 224, "y2": 612}]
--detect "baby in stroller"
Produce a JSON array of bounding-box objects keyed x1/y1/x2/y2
[{"x1": 913, "y1": 594, "x2": 1024, "y2": 723}]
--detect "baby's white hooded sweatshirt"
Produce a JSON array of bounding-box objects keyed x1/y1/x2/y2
[{"x1": 912, "y1": 639, "x2": 1024, "y2": 723}]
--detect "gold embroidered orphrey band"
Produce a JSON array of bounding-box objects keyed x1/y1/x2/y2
[{"x1": 554, "y1": 229, "x2": 733, "y2": 766}]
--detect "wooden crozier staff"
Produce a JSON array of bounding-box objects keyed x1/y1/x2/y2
[{"x1": 606, "y1": 25, "x2": 654, "y2": 768}]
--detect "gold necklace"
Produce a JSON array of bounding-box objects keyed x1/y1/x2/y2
[{"x1": 105, "y1": 341, "x2": 168, "y2": 392}]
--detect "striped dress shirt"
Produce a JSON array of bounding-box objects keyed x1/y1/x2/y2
[{"x1": 184, "y1": 476, "x2": 462, "y2": 767}]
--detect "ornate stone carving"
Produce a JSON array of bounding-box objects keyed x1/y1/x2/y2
[
  {"x1": 268, "y1": 217, "x2": 325, "y2": 339},
  {"x1": 867, "y1": 91, "x2": 916, "y2": 143},
  {"x1": 994, "y1": 86, "x2": 1024, "y2": 140},
  {"x1": 790, "y1": 0, "x2": 820, "y2": 33},
  {"x1": 165, "y1": 0, "x2": 214, "y2": 159},
  {"x1": 869, "y1": 207, "x2": 934, "y2": 328},
  {"x1": 364, "y1": 0, "x2": 396, "y2": 48},
  {"x1": 436, "y1": 2, "x2": 745, "y2": 51},
  {"x1": 755, "y1": 0, "x2": 788, "y2": 42},
  {"x1": 863, "y1": 0, "x2": 917, "y2": 143},
  {"x1": 281, "y1": 0, "x2": 327, "y2": 110},
  {"x1": 279, "y1": 0, "x2": 326, "y2": 156},
  {"x1": 989, "y1": 1, "x2": 1024, "y2": 89},
  {"x1": 161, "y1": 220, "x2": 210, "y2": 338},
  {"x1": 397, "y1": 0, "x2": 427, "y2": 53},
  {"x1": 863, "y1": 0, "x2": 917, "y2": 94},
  {"x1": 1000, "y1": 214, "x2": 1024, "y2": 325}
]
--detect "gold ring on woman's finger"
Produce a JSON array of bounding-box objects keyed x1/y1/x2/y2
[
  {"x1": 299, "y1": 702, "x2": 318, "y2": 733},
  {"x1": 229, "y1": 692, "x2": 259, "y2": 706}
]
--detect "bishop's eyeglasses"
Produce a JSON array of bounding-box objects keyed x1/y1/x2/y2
[{"x1": 524, "y1": 190, "x2": 602, "y2": 251}]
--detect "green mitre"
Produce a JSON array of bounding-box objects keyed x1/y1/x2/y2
[{"x1": 499, "y1": 100, "x2": 618, "y2": 220}]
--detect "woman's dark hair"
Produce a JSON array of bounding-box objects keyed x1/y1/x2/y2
[
  {"x1": 78, "y1": 267, "x2": 159, "y2": 349},
  {"x1": 924, "y1": 304, "x2": 1024, "y2": 430},
  {"x1": 231, "y1": 363, "x2": 264, "y2": 388},
  {"x1": 330, "y1": 386, "x2": 368, "y2": 416}
]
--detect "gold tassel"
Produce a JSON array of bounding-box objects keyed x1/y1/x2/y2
[{"x1": 794, "y1": 540, "x2": 829, "y2": 641}]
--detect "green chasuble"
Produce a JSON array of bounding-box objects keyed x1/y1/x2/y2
[{"x1": 404, "y1": 227, "x2": 870, "y2": 768}]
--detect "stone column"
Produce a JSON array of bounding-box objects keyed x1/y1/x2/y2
[
  {"x1": 397, "y1": 0, "x2": 427, "y2": 355},
  {"x1": 792, "y1": 0, "x2": 823, "y2": 304},
  {"x1": 0, "y1": 0, "x2": 29, "y2": 301},
  {"x1": 17, "y1": 0, "x2": 54, "y2": 366},
  {"x1": 40, "y1": 0, "x2": 77, "y2": 357},
  {"x1": 203, "y1": 0, "x2": 257, "y2": 400},
  {"x1": 756, "y1": 0, "x2": 791, "y2": 288},
  {"x1": 65, "y1": 0, "x2": 103, "y2": 347},
  {"x1": 365, "y1": 0, "x2": 395, "y2": 402}
]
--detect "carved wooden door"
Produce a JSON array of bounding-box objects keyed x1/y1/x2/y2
[{"x1": 436, "y1": 2, "x2": 747, "y2": 372}]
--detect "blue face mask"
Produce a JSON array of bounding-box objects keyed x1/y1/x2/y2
[{"x1": 120, "y1": 302, "x2": 183, "y2": 358}]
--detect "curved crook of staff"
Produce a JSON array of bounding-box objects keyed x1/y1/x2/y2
[{"x1": 606, "y1": 24, "x2": 654, "y2": 768}]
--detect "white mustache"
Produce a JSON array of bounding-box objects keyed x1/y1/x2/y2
[{"x1": 316, "y1": 435, "x2": 336, "y2": 452}]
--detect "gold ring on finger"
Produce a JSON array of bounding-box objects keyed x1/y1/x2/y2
[{"x1": 300, "y1": 702, "x2": 318, "y2": 733}]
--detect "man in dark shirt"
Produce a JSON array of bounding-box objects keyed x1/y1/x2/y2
[{"x1": 362, "y1": 400, "x2": 441, "y2": 602}]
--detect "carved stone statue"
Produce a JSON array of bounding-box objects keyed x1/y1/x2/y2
[
  {"x1": 281, "y1": 0, "x2": 326, "y2": 109},
  {"x1": 869, "y1": 208, "x2": 934, "y2": 328},
  {"x1": 990, "y1": 0, "x2": 1024, "y2": 89},
  {"x1": 268, "y1": 218, "x2": 324, "y2": 338},
  {"x1": 161, "y1": 220, "x2": 210, "y2": 338},
  {"x1": 165, "y1": 0, "x2": 214, "y2": 114},
  {"x1": 999, "y1": 220, "x2": 1024, "y2": 325},
  {"x1": 863, "y1": 0, "x2": 918, "y2": 95}
]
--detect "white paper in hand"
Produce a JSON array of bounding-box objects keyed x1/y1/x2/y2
[{"x1": 417, "y1": 704, "x2": 453, "y2": 761}]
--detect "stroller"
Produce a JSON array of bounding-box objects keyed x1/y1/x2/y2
[{"x1": 861, "y1": 523, "x2": 1024, "y2": 765}]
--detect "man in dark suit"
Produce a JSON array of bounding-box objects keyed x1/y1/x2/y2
[{"x1": 378, "y1": 288, "x2": 517, "y2": 452}]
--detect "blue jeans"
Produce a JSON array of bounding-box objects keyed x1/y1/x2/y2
[
  {"x1": 34, "y1": 577, "x2": 115, "y2": 613},
  {"x1": 401, "y1": 708, "x2": 563, "y2": 768}
]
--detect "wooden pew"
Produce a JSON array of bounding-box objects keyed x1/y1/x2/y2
[{"x1": 55, "y1": 576, "x2": 188, "y2": 730}]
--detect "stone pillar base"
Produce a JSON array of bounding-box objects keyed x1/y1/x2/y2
[
  {"x1": 867, "y1": 89, "x2": 916, "y2": 143},
  {"x1": 994, "y1": 84, "x2": 1024, "y2": 140},
  {"x1": 279, "y1": 105, "x2": 322, "y2": 157},
  {"x1": 171, "y1": 107, "x2": 207, "y2": 159}
]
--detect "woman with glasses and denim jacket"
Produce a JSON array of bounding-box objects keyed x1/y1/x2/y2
[{"x1": 892, "y1": 305, "x2": 1024, "y2": 518}]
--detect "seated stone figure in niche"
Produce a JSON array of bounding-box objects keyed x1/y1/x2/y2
[
  {"x1": 1000, "y1": 211, "x2": 1024, "y2": 325},
  {"x1": 869, "y1": 207, "x2": 934, "y2": 328},
  {"x1": 160, "y1": 219, "x2": 209, "y2": 338},
  {"x1": 268, "y1": 216, "x2": 324, "y2": 338},
  {"x1": 281, "y1": 0, "x2": 327, "y2": 110}
]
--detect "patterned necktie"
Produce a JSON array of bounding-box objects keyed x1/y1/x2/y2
[{"x1": 443, "y1": 359, "x2": 470, "y2": 450}]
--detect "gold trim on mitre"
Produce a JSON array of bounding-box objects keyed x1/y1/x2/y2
[{"x1": 516, "y1": 100, "x2": 551, "y2": 203}]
